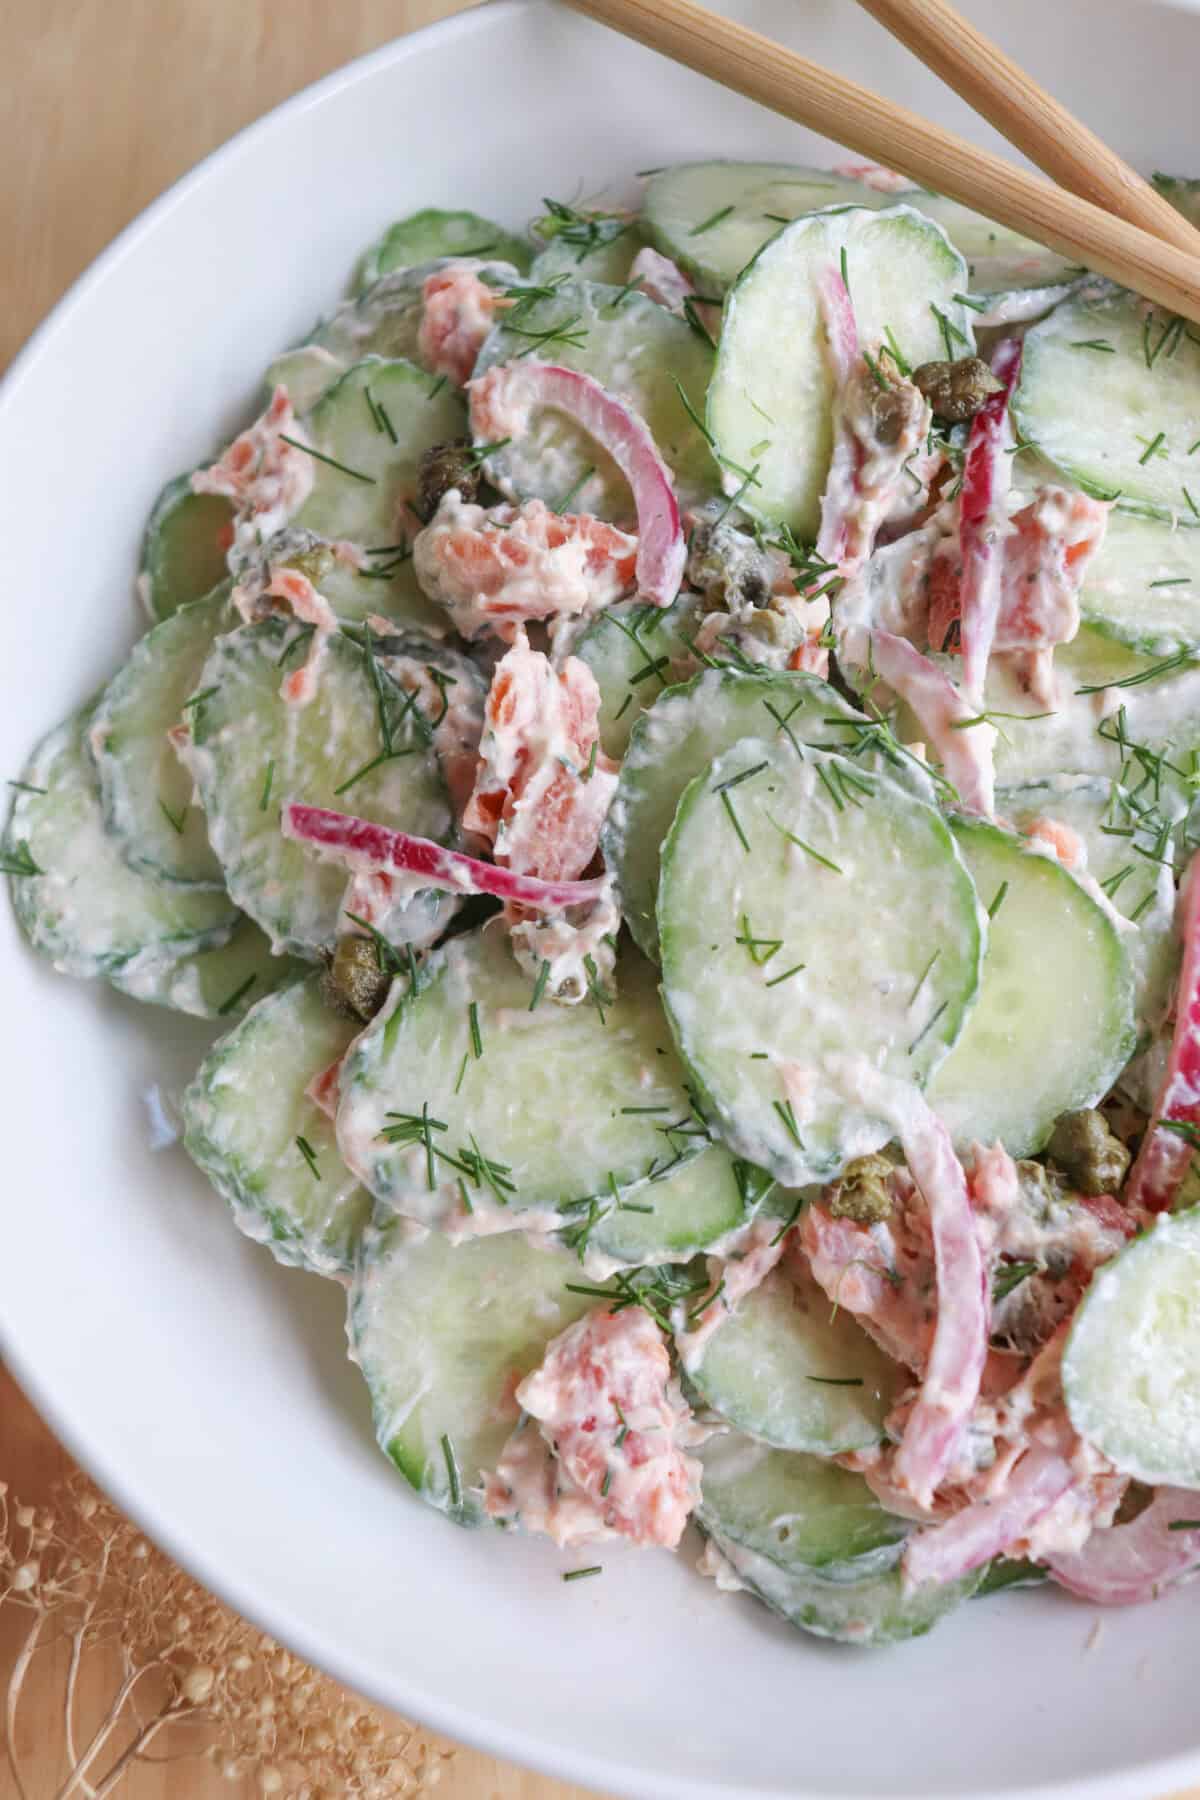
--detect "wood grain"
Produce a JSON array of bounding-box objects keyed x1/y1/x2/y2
[
  {"x1": 563, "y1": 0, "x2": 1200, "y2": 322},
  {"x1": 852, "y1": 0, "x2": 1200, "y2": 254},
  {"x1": 0, "y1": 13, "x2": 589, "y2": 1794}
]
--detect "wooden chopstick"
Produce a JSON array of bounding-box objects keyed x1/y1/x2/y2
[
  {"x1": 561, "y1": 0, "x2": 1200, "y2": 325},
  {"x1": 854, "y1": 0, "x2": 1200, "y2": 257}
]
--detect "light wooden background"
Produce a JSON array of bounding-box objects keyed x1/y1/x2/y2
[
  {"x1": 0, "y1": 18, "x2": 585, "y2": 1800},
  {"x1": 2, "y1": 4, "x2": 1199, "y2": 1800}
]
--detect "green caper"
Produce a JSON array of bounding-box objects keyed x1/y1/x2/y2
[
  {"x1": 418, "y1": 438, "x2": 482, "y2": 517},
  {"x1": 1045, "y1": 1108, "x2": 1131, "y2": 1197},
  {"x1": 911, "y1": 356, "x2": 1004, "y2": 425},
  {"x1": 824, "y1": 1153, "x2": 894, "y2": 1224},
  {"x1": 322, "y1": 933, "x2": 391, "y2": 1023}
]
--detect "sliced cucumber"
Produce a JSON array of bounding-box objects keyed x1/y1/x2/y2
[
  {"x1": 642, "y1": 161, "x2": 1074, "y2": 302},
  {"x1": 696, "y1": 1429, "x2": 909, "y2": 1582},
  {"x1": 338, "y1": 928, "x2": 703, "y2": 1234},
  {"x1": 267, "y1": 261, "x2": 521, "y2": 410},
  {"x1": 139, "y1": 471, "x2": 234, "y2": 622},
  {"x1": 349, "y1": 1214, "x2": 593, "y2": 1523},
  {"x1": 184, "y1": 619, "x2": 452, "y2": 957},
  {"x1": 573, "y1": 597, "x2": 701, "y2": 761},
  {"x1": 6, "y1": 709, "x2": 235, "y2": 981},
  {"x1": 927, "y1": 817, "x2": 1136, "y2": 1155},
  {"x1": 1063, "y1": 1204, "x2": 1200, "y2": 1486},
  {"x1": 290, "y1": 356, "x2": 466, "y2": 549},
  {"x1": 583, "y1": 1146, "x2": 772, "y2": 1268},
  {"x1": 602, "y1": 668, "x2": 878, "y2": 960},
  {"x1": 940, "y1": 627, "x2": 1200, "y2": 791},
  {"x1": 998, "y1": 774, "x2": 1177, "y2": 1031},
  {"x1": 89, "y1": 589, "x2": 230, "y2": 887},
  {"x1": 707, "y1": 1526, "x2": 979, "y2": 1646},
  {"x1": 975, "y1": 1558, "x2": 1048, "y2": 1597},
  {"x1": 110, "y1": 914, "x2": 297, "y2": 1019},
  {"x1": 529, "y1": 225, "x2": 642, "y2": 287},
  {"x1": 356, "y1": 210, "x2": 531, "y2": 292},
  {"x1": 1152, "y1": 172, "x2": 1200, "y2": 231},
  {"x1": 183, "y1": 975, "x2": 371, "y2": 1276},
  {"x1": 912, "y1": 193, "x2": 1080, "y2": 295},
  {"x1": 642, "y1": 162, "x2": 871, "y2": 294},
  {"x1": 238, "y1": 527, "x2": 446, "y2": 637},
  {"x1": 472, "y1": 280, "x2": 717, "y2": 517},
  {"x1": 1013, "y1": 284, "x2": 1200, "y2": 520},
  {"x1": 1079, "y1": 510, "x2": 1200, "y2": 655},
  {"x1": 659, "y1": 739, "x2": 982, "y2": 1185},
  {"x1": 709, "y1": 206, "x2": 972, "y2": 537},
  {"x1": 687, "y1": 1267, "x2": 906, "y2": 1455}
]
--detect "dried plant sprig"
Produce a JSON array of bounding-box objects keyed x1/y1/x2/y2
[{"x1": 0, "y1": 1474, "x2": 454, "y2": 1798}]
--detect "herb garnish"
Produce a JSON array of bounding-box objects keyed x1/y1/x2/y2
[
  {"x1": 690, "y1": 203, "x2": 735, "y2": 236},
  {"x1": 279, "y1": 434, "x2": 376, "y2": 485},
  {"x1": 295, "y1": 1135, "x2": 321, "y2": 1180},
  {"x1": 562, "y1": 1565, "x2": 603, "y2": 1581},
  {"x1": 0, "y1": 840, "x2": 42, "y2": 878},
  {"x1": 993, "y1": 1260, "x2": 1039, "y2": 1303},
  {"x1": 216, "y1": 973, "x2": 257, "y2": 1017},
  {"x1": 441, "y1": 1434, "x2": 462, "y2": 1509},
  {"x1": 766, "y1": 811, "x2": 842, "y2": 873},
  {"x1": 529, "y1": 958, "x2": 551, "y2": 1010},
  {"x1": 157, "y1": 797, "x2": 187, "y2": 835},
  {"x1": 259, "y1": 759, "x2": 275, "y2": 813}
]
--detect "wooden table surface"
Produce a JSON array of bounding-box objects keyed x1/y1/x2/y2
[
  {"x1": 2, "y1": 5, "x2": 1199, "y2": 1800},
  {"x1": 0, "y1": 18, "x2": 585, "y2": 1800}
]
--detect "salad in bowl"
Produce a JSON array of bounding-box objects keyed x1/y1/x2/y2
[{"x1": 11, "y1": 152, "x2": 1200, "y2": 1650}]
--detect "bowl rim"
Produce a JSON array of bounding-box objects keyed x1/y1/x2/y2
[{"x1": 5, "y1": 6, "x2": 1200, "y2": 1797}]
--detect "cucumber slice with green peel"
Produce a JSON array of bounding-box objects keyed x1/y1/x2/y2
[
  {"x1": 572, "y1": 595, "x2": 701, "y2": 761},
  {"x1": 602, "y1": 667, "x2": 884, "y2": 961},
  {"x1": 1013, "y1": 284, "x2": 1200, "y2": 520},
  {"x1": 184, "y1": 619, "x2": 452, "y2": 957},
  {"x1": 900, "y1": 627, "x2": 1200, "y2": 792},
  {"x1": 706, "y1": 1526, "x2": 980, "y2": 1646},
  {"x1": 350, "y1": 1216, "x2": 594, "y2": 1524},
  {"x1": 139, "y1": 471, "x2": 234, "y2": 622},
  {"x1": 183, "y1": 976, "x2": 371, "y2": 1276},
  {"x1": 974, "y1": 1558, "x2": 1048, "y2": 1597},
  {"x1": 659, "y1": 739, "x2": 983, "y2": 1185},
  {"x1": 1063, "y1": 1205, "x2": 1200, "y2": 1487},
  {"x1": 289, "y1": 356, "x2": 467, "y2": 549},
  {"x1": 89, "y1": 590, "x2": 231, "y2": 888},
  {"x1": 998, "y1": 774, "x2": 1177, "y2": 1031},
  {"x1": 266, "y1": 262, "x2": 522, "y2": 410},
  {"x1": 1079, "y1": 511, "x2": 1200, "y2": 655},
  {"x1": 6, "y1": 710, "x2": 236, "y2": 981},
  {"x1": 926, "y1": 817, "x2": 1137, "y2": 1155},
  {"x1": 1153, "y1": 173, "x2": 1200, "y2": 230},
  {"x1": 582, "y1": 1146, "x2": 772, "y2": 1268},
  {"x1": 110, "y1": 914, "x2": 297, "y2": 1019},
  {"x1": 708, "y1": 206, "x2": 973, "y2": 538},
  {"x1": 696, "y1": 1429, "x2": 909, "y2": 1582},
  {"x1": 529, "y1": 226, "x2": 643, "y2": 288},
  {"x1": 472, "y1": 280, "x2": 718, "y2": 517},
  {"x1": 338, "y1": 928, "x2": 705, "y2": 1234},
  {"x1": 687, "y1": 1268, "x2": 906, "y2": 1455},
  {"x1": 355, "y1": 210, "x2": 531, "y2": 293},
  {"x1": 911, "y1": 193, "x2": 1081, "y2": 295},
  {"x1": 642, "y1": 162, "x2": 871, "y2": 294}
]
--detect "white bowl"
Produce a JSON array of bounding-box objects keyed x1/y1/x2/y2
[{"x1": 4, "y1": 3, "x2": 1200, "y2": 1795}]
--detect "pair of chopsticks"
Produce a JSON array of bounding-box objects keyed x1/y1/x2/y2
[{"x1": 561, "y1": 0, "x2": 1200, "y2": 325}]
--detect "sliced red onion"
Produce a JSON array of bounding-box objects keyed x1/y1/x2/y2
[
  {"x1": 903, "y1": 1447, "x2": 1074, "y2": 1589},
  {"x1": 283, "y1": 805, "x2": 610, "y2": 910},
  {"x1": 815, "y1": 266, "x2": 862, "y2": 569},
  {"x1": 958, "y1": 338, "x2": 1022, "y2": 705},
  {"x1": 869, "y1": 628, "x2": 995, "y2": 816},
  {"x1": 1045, "y1": 1486, "x2": 1200, "y2": 1605},
  {"x1": 1125, "y1": 851, "x2": 1200, "y2": 1213},
  {"x1": 890, "y1": 1096, "x2": 991, "y2": 1508},
  {"x1": 467, "y1": 362, "x2": 684, "y2": 607}
]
